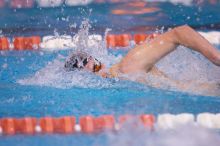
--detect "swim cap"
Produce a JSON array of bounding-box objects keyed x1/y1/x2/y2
[
  {"x1": 64, "y1": 51, "x2": 102, "y2": 72},
  {"x1": 64, "y1": 52, "x2": 90, "y2": 71}
]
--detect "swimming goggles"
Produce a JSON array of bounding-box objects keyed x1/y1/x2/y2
[{"x1": 65, "y1": 55, "x2": 102, "y2": 72}]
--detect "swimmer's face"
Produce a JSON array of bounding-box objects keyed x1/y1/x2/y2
[
  {"x1": 84, "y1": 56, "x2": 102, "y2": 72},
  {"x1": 84, "y1": 56, "x2": 96, "y2": 71}
]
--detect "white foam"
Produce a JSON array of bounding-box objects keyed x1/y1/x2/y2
[
  {"x1": 106, "y1": 123, "x2": 220, "y2": 146},
  {"x1": 156, "y1": 45, "x2": 220, "y2": 96},
  {"x1": 36, "y1": 0, "x2": 64, "y2": 7},
  {"x1": 17, "y1": 54, "x2": 121, "y2": 89},
  {"x1": 65, "y1": 0, "x2": 93, "y2": 6}
]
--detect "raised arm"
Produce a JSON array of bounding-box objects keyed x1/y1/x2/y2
[
  {"x1": 119, "y1": 25, "x2": 220, "y2": 75},
  {"x1": 173, "y1": 25, "x2": 220, "y2": 66}
]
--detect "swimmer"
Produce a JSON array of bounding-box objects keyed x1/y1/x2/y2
[{"x1": 65, "y1": 25, "x2": 220, "y2": 92}]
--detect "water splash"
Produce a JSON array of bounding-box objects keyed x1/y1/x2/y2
[
  {"x1": 105, "y1": 123, "x2": 220, "y2": 146},
  {"x1": 18, "y1": 56, "x2": 113, "y2": 89},
  {"x1": 18, "y1": 20, "x2": 122, "y2": 89},
  {"x1": 154, "y1": 46, "x2": 220, "y2": 96},
  {"x1": 157, "y1": 46, "x2": 220, "y2": 83}
]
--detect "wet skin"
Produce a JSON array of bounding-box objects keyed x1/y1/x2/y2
[{"x1": 83, "y1": 25, "x2": 220, "y2": 94}]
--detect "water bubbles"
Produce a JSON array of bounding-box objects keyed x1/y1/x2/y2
[
  {"x1": 39, "y1": 51, "x2": 44, "y2": 56},
  {"x1": 0, "y1": 30, "x2": 2, "y2": 37},
  {"x1": 17, "y1": 57, "x2": 117, "y2": 89},
  {"x1": 20, "y1": 58, "x2": 25, "y2": 62},
  {"x1": 156, "y1": 45, "x2": 220, "y2": 96},
  {"x1": 17, "y1": 18, "x2": 122, "y2": 89},
  {"x1": 69, "y1": 23, "x2": 77, "y2": 29},
  {"x1": 106, "y1": 124, "x2": 220, "y2": 146},
  {"x1": 2, "y1": 63, "x2": 8, "y2": 69},
  {"x1": 53, "y1": 28, "x2": 59, "y2": 37}
]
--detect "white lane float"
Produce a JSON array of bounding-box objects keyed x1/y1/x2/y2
[
  {"x1": 36, "y1": 0, "x2": 64, "y2": 7},
  {"x1": 214, "y1": 114, "x2": 220, "y2": 129},
  {"x1": 72, "y1": 34, "x2": 103, "y2": 48},
  {"x1": 157, "y1": 113, "x2": 195, "y2": 129},
  {"x1": 196, "y1": 113, "x2": 218, "y2": 129},
  {"x1": 65, "y1": 0, "x2": 93, "y2": 6},
  {"x1": 199, "y1": 31, "x2": 220, "y2": 45},
  {"x1": 40, "y1": 34, "x2": 103, "y2": 51},
  {"x1": 40, "y1": 35, "x2": 75, "y2": 51}
]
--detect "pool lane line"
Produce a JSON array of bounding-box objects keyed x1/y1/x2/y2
[
  {"x1": 0, "y1": 33, "x2": 159, "y2": 51},
  {"x1": 0, "y1": 113, "x2": 220, "y2": 135}
]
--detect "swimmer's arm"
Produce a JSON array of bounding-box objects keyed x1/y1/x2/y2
[
  {"x1": 149, "y1": 67, "x2": 218, "y2": 91},
  {"x1": 149, "y1": 66, "x2": 187, "y2": 89},
  {"x1": 149, "y1": 66, "x2": 169, "y2": 78}
]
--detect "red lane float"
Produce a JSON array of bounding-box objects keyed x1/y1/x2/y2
[
  {"x1": 14, "y1": 37, "x2": 25, "y2": 50},
  {"x1": 79, "y1": 116, "x2": 95, "y2": 134},
  {"x1": 94, "y1": 115, "x2": 115, "y2": 131},
  {"x1": 15, "y1": 117, "x2": 37, "y2": 134},
  {"x1": 53, "y1": 116, "x2": 76, "y2": 134},
  {"x1": 1, "y1": 118, "x2": 16, "y2": 135},
  {"x1": 106, "y1": 34, "x2": 116, "y2": 48},
  {"x1": 14, "y1": 36, "x2": 41, "y2": 50},
  {"x1": 0, "y1": 0, "x2": 5, "y2": 8},
  {"x1": 140, "y1": 114, "x2": 155, "y2": 128},
  {"x1": 134, "y1": 34, "x2": 148, "y2": 44},
  {"x1": 106, "y1": 34, "x2": 132, "y2": 48},
  {"x1": 1, "y1": 33, "x2": 158, "y2": 51},
  {"x1": 0, "y1": 114, "x2": 156, "y2": 135},
  {"x1": 10, "y1": 0, "x2": 34, "y2": 8},
  {"x1": 24, "y1": 36, "x2": 41, "y2": 50},
  {"x1": 0, "y1": 37, "x2": 9, "y2": 50},
  {"x1": 39, "y1": 117, "x2": 54, "y2": 134}
]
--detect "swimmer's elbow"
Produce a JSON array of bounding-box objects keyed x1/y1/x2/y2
[
  {"x1": 172, "y1": 25, "x2": 193, "y2": 43},
  {"x1": 173, "y1": 25, "x2": 192, "y2": 34}
]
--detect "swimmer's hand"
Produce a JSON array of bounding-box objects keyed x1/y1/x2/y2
[
  {"x1": 94, "y1": 64, "x2": 110, "y2": 78},
  {"x1": 95, "y1": 71, "x2": 108, "y2": 78}
]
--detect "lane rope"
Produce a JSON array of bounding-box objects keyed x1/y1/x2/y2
[
  {"x1": 0, "y1": 113, "x2": 219, "y2": 135},
  {"x1": 1, "y1": 31, "x2": 219, "y2": 51},
  {"x1": 0, "y1": 33, "x2": 158, "y2": 51}
]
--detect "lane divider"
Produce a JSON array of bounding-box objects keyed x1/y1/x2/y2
[
  {"x1": 0, "y1": 31, "x2": 219, "y2": 51},
  {"x1": 0, "y1": 33, "x2": 158, "y2": 51},
  {"x1": 0, "y1": 113, "x2": 220, "y2": 135},
  {"x1": 0, "y1": 114, "x2": 154, "y2": 135},
  {"x1": 0, "y1": 0, "x2": 134, "y2": 8},
  {"x1": 0, "y1": 37, "x2": 9, "y2": 50}
]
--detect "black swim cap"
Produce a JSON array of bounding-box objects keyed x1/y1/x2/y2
[{"x1": 64, "y1": 52, "x2": 90, "y2": 71}]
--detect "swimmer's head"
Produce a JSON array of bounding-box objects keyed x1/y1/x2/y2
[{"x1": 64, "y1": 52, "x2": 102, "y2": 72}]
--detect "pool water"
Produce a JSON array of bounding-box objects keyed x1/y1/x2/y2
[{"x1": 0, "y1": 1, "x2": 220, "y2": 146}]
